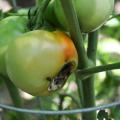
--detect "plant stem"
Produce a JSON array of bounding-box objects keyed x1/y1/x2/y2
[
  {"x1": 87, "y1": 31, "x2": 98, "y2": 62},
  {"x1": 58, "y1": 94, "x2": 64, "y2": 120},
  {"x1": 60, "y1": 0, "x2": 89, "y2": 111},
  {"x1": 0, "y1": 75, "x2": 28, "y2": 120},
  {"x1": 75, "y1": 73, "x2": 84, "y2": 106},
  {"x1": 36, "y1": 97, "x2": 46, "y2": 120},
  {"x1": 82, "y1": 31, "x2": 98, "y2": 120},
  {"x1": 59, "y1": 93, "x2": 80, "y2": 107},
  {"x1": 77, "y1": 62, "x2": 120, "y2": 77}
]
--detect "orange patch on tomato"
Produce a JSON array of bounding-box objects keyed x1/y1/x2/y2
[{"x1": 54, "y1": 31, "x2": 77, "y2": 61}]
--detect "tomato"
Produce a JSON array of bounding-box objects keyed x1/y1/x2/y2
[
  {"x1": 54, "y1": 0, "x2": 114, "y2": 32},
  {"x1": 6, "y1": 30, "x2": 78, "y2": 96},
  {"x1": 44, "y1": 0, "x2": 66, "y2": 30},
  {"x1": 44, "y1": 0, "x2": 61, "y2": 28},
  {"x1": 0, "y1": 16, "x2": 27, "y2": 75}
]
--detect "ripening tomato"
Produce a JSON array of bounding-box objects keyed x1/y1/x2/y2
[
  {"x1": 54, "y1": 0, "x2": 114, "y2": 32},
  {"x1": 6, "y1": 30, "x2": 78, "y2": 96},
  {"x1": 0, "y1": 16, "x2": 27, "y2": 75}
]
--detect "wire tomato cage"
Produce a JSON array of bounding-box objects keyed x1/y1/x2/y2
[
  {"x1": 0, "y1": 99, "x2": 120, "y2": 115},
  {"x1": 0, "y1": 63, "x2": 120, "y2": 116}
]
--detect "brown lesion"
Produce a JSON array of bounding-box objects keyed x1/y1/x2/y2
[{"x1": 47, "y1": 62, "x2": 75, "y2": 91}]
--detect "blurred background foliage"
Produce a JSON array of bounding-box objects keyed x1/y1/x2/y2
[{"x1": 0, "y1": 0, "x2": 120, "y2": 120}]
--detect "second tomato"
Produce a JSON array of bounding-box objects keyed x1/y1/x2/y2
[{"x1": 54, "y1": 0, "x2": 114, "y2": 32}]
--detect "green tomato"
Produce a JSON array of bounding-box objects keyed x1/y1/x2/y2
[
  {"x1": 0, "y1": 16, "x2": 27, "y2": 75},
  {"x1": 6, "y1": 30, "x2": 78, "y2": 96},
  {"x1": 44, "y1": 0, "x2": 63, "y2": 29},
  {"x1": 54, "y1": 0, "x2": 114, "y2": 32}
]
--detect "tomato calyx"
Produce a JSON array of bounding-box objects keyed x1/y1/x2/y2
[
  {"x1": 27, "y1": 0, "x2": 54, "y2": 31},
  {"x1": 47, "y1": 62, "x2": 75, "y2": 91},
  {"x1": 27, "y1": 7, "x2": 38, "y2": 30}
]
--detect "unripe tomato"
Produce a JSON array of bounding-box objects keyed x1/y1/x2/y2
[
  {"x1": 6, "y1": 30, "x2": 78, "y2": 96},
  {"x1": 0, "y1": 16, "x2": 27, "y2": 75},
  {"x1": 54, "y1": 0, "x2": 114, "y2": 32},
  {"x1": 44, "y1": 0, "x2": 62, "y2": 28}
]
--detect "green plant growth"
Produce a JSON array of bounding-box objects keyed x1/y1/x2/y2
[{"x1": 0, "y1": 0, "x2": 120, "y2": 120}]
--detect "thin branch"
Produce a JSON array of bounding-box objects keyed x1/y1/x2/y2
[
  {"x1": 77, "y1": 62, "x2": 120, "y2": 77},
  {"x1": 81, "y1": 31, "x2": 98, "y2": 120},
  {"x1": 59, "y1": 93, "x2": 80, "y2": 107}
]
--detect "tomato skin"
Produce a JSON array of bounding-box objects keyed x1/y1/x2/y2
[
  {"x1": 44, "y1": 0, "x2": 60, "y2": 27},
  {"x1": 44, "y1": 0, "x2": 64, "y2": 30},
  {"x1": 54, "y1": 0, "x2": 114, "y2": 32},
  {"x1": 6, "y1": 30, "x2": 78, "y2": 96},
  {"x1": 0, "y1": 16, "x2": 27, "y2": 75}
]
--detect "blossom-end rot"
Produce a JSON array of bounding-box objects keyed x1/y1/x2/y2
[{"x1": 6, "y1": 30, "x2": 78, "y2": 96}]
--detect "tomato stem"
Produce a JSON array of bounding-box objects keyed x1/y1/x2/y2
[
  {"x1": 77, "y1": 61, "x2": 120, "y2": 77},
  {"x1": 60, "y1": 0, "x2": 89, "y2": 113},
  {"x1": 60, "y1": 2, "x2": 99, "y2": 120},
  {"x1": 75, "y1": 73, "x2": 84, "y2": 106},
  {"x1": 81, "y1": 31, "x2": 98, "y2": 120},
  {"x1": 87, "y1": 31, "x2": 98, "y2": 62}
]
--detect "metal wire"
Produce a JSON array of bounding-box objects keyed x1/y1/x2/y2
[{"x1": 0, "y1": 100, "x2": 120, "y2": 115}]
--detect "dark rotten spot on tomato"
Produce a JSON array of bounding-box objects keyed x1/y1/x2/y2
[{"x1": 47, "y1": 62, "x2": 74, "y2": 91}]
